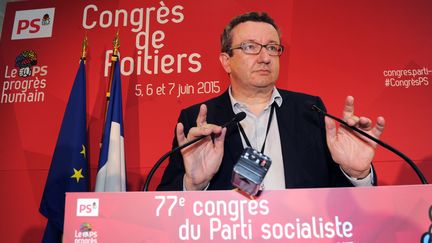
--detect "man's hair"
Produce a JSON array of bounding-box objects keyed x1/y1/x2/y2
[{"x1": 221, "y1": 12, "x2": 280, "y2": 56}]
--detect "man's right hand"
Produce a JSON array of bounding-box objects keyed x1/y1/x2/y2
[{"x1": 176, "y1": 104, "x2": 226, "y2": 190}]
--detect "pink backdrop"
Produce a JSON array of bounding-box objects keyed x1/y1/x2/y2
[{"x1": 0, "y1": 0, "x2": 431, "y2": 241}]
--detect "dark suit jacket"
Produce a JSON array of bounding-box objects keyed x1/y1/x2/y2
[{"x1": 157, "y1": 89, "x2": 365, "y2": 191}]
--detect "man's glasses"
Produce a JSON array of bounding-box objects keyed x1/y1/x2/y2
[{"x1": 230, "y1": 41, "x2": 284, "y2": 56}]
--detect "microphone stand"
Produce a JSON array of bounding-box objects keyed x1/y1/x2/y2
[
  {"x1": 142, "y1": 112, "x2": 246, "y2": 191},
  {"x1": 142, "y1": 135, "x2": 206, "y2": 191}
]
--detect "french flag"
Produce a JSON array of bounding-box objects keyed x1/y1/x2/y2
[{"x1": 95, "y1": 61, "x2": 126, "y2": 192}]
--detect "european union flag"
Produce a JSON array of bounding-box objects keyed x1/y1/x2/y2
[
  {"x1": 39, "y1": 60, "x2": 89, "y2": 242},
  {"x1": 95, "y1": 60, "x2": 127, "y2": 192}
]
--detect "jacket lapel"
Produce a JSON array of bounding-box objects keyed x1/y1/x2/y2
[{"x1": 275, "y1": 90, "x2": 297, "y2": 188}]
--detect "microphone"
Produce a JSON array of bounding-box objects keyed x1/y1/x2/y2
[
  {"x1": 309, "y1": 102, "x2": 428, "y2": 184},
  {"x1": 142, "y1": 112, "x2": 247, "y2": 191}
]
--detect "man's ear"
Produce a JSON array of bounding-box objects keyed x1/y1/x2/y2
[{"x1": 219, "y1": 53, "x2": 231, "y2": 74}]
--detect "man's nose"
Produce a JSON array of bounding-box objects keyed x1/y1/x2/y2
[{"x1": 257, "y1": 47, "x2": 272, "y2": 64}]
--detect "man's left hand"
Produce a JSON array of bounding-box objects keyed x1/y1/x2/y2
[{"x1": 325, "y1": 96, "x2": 385, "y2": 179}]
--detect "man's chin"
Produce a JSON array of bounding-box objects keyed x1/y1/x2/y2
[
  {"x1": 254, "y1": 78, "x2": 277, "y2": 87},
  {"x1": 251, "y1": 82, "x2": 277, "y2": 90}
]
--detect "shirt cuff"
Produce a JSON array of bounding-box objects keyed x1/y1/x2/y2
[
  {"x1": 340, "y1": 166, "x2": 374, "y2": 187},
  {"x1": 182, "y1": 174, "x2": 210, "y2": 191}
]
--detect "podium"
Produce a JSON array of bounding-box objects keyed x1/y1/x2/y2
[{"x1": 64, "y1": 185, "x2": 432, "y2": 242}]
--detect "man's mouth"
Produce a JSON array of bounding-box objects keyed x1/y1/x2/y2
[{"x1": 255, "y1": 69, "x2": 270, "y2": 74}]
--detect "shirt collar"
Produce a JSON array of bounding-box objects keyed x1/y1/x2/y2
[{"x1": 228, "y1": 86, "x2": 283, "y2": 111}]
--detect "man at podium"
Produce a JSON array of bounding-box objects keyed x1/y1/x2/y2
[{"x1": 157, "y1": 12, "x2": 385, "y2": 191}]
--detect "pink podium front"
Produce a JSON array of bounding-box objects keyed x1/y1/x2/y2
[{"x1": 64, "y1": 185, "x2": 432, "y2": 242}]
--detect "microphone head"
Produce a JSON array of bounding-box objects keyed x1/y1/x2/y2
[
  {"x1": 234, "y1": 112, "x2": 246, "y2": 123},
  {"x1": 222, "y1": 112, "x2": 246, "y2": 128},
  {"x1": 306, "y1": 101, "x2": 322, "y2": 113}
]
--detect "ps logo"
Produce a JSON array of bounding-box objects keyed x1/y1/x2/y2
[
  {"x1": 77, "y1": 198, "x2": 99, "y2": 217},
  {"x1": 11, "y1": 8, "x2": 55, "y2": 40}
]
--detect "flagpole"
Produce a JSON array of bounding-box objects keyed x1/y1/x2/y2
[
  {"x1": 100, "y1": 31, "x2": 120, "y2": 146},
  {"x1": 105, "y1": 30, "x2": 120, "y2": 119},
  {"x1": 80, "y1": 35, "x2": 90, "y2": 194}
]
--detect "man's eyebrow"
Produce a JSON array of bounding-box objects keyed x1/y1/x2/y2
[
  {"x1": 240, "y1": 39, "x2": 258, "y2": 43},
  {"x1": 266, "y1": 40, "x2": 280, "y2": 44}
]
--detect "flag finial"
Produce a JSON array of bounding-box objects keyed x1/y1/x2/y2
[
  {"x1": 81, "y1": 35, "x2": 88, "y2": 60},
  {"x1": 112, "y1": 30, "x2": 120, "y2": 58}
]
